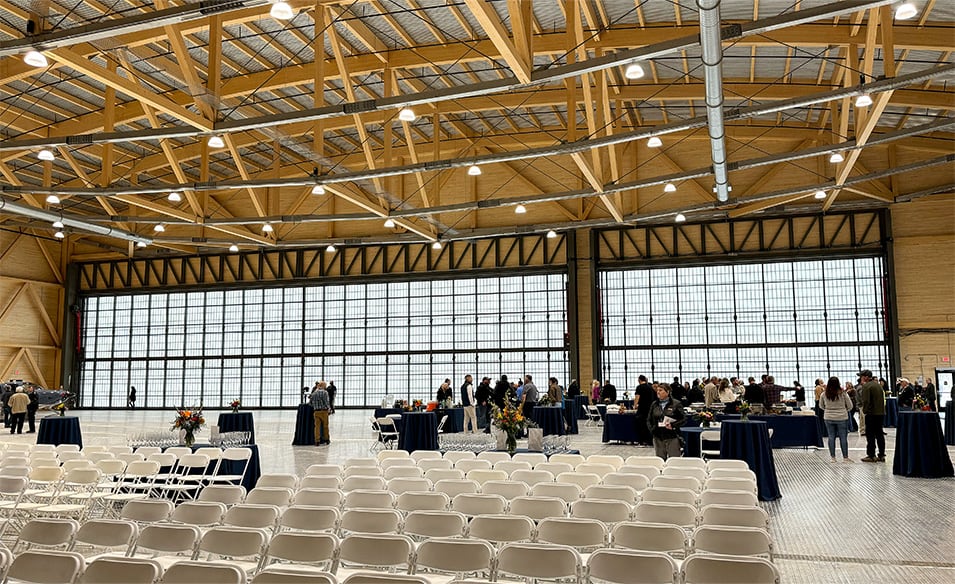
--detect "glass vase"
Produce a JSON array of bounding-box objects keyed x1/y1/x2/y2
[
  {"x1": 505, "y1": 430, "x2": 518, "y2": 455},
  {"x1": 702, "y1": 420, "x2": 710, "y2": 428},
  {"x1": 58, "y1": 409, "x2": 65, "y2": 417},
  {"x1": 740, "y1": 412, "x2": 750, "y2": 422},
  {"x1": 184, "y1": 429, "x2": 195, "y2": 447},
  {"x1": 231, "y1": 407, "x2": 239, "y2": 414}
]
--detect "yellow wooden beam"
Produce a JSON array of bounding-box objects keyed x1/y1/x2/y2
[{"x1": 463, "y1": 0, "x2": 532, "y2": 83}]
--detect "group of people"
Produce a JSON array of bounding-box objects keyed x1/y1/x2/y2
[{"x1": 0, "y1": 384, "x2": 39, "y2": 434}]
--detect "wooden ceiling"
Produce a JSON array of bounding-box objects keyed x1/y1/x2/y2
[{"x1": 0, "y1": 0, "x2": 952, "y2": 259}]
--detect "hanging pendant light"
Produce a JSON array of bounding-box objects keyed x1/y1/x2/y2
[
  {"x1": 24, "y1": 50, "x2": 48, "y2": 68},
  {"x1": 647, "y1": 136, "x2": 662, "y2": 148},
  {"x1": 270, "y1": 1, "x2": 294, "y2": 20}
]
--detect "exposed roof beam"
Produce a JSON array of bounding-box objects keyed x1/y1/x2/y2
[{"x1": 464, "y1": 0, "x2": 533, "y2": 83}]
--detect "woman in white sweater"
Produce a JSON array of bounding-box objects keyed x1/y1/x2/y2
[{"x1": 820, "y1": 376, "x2": 854, "y2": 463}]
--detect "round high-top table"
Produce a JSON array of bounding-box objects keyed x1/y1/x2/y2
[
  {"x1": 291, "y1": 403, "x2": 314, "y2": 446},
  {"x1": 893, "y1": 411, "x2": 954, "y2": 478},
  {"x1": 36, "y1": 415, "x2": 83, "y2": 448},
  {"x1": 397, "y1": 411, "x2": 439, "y2": 452},
  {"x1": 216, "y1": 412, "x2": 255, "y2": 444},
  {"x1": 884, "y1": 397, "x2": 899, "y2": 428},
  {"x1": 719, "y1": 420, "x2": 781, "y2": 501},
  {"x1": 530, "y1": 406, "x2": 566, "y2": 436},
  {"x1": 602, "y1": 413, "x2": 645, "y2": 444}
]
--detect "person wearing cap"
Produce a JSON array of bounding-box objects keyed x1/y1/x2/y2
[
  {"x1": 857, "y1": 369, "x2": 886, "y2": 462},
  {"x1": 897, "y1": 378, "x2": 915, "y2": 411}
]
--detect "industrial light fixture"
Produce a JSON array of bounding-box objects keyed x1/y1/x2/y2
[
  {"x1": 895, "y1": 2, "x2": 918, "y2": 20},
  {"x1": 432, "y1": 241, "x2": 442, "y2": 250},
  {"x1": 52, "y1": 220, "x2": 64, "y2": 229},
  {"x1": 54, "y1": 231, "x2": 65, "y2": 239},
  {"x1": 45, "y1": 195, "x2": 60, "y2": 204},
  {"x1": 647, "y1": 136, "x2": 663, "y2": 148},
  {"x1": 207, "y1": 135, "x2": 225, "y2": 148},
  {"x1": 153, "y1": 224, "x2": 165, "y2": 233},
  {"x1": 514, "y1": 204, "x2": 527, "y2": 214},
  {"x1": 664, "y1": 182, "x2": 677, "y2": 193},
  {"x1": 383, "y1": 218, "x2": 396, "y2": 228},
  {"x1": 37, "y1": 149, "x2": 55, "y2": 161},
  {"x1": 229, "y1": 244, "x2": 239, "y2": 252},
  {"x1": 675, "y1": 213, "x2": 687, "y2": 223},
  {"x1": 814, "y1": 190, "x2": 828, "y2": 200},
  {"x1": 624, "y1": 62, "x2": 645, "y2": 80},
  {"x1": 168, "y1": 191, "x2": 182, "y2": 202},
  {"x1": 23, "y1": 50, "x2": 47, "y2": 68},
  {"x1": 546, "y1": 230, "x2": 557, "y2": 239},
  {"x1": 261, "y1": 223, "x2": 274, "y2": 233},
  {"x1": 855, "y1": 93, "x2": 873, "y2": 108},
  {"x1": 325, "y1": 244, "x2": 336, "y2": 253},
  {"x1": 270, "y1": 1, "x2": 294, "y2": 20},
  {"x1": 311, "y1": 185, "x2": 326, "y2": 195},
  {"x1": 829, "y1": 152, "x2": 845, "y2": 164},
  {"x1": 136, "y1": 241, "x2": 147, "y2": 248},
  {"x1": 397, "y1": 108, "x2": 416, "y2": 122},
  {"x1": 467, "y1": 165, "x2": 482, "y2": 176}
]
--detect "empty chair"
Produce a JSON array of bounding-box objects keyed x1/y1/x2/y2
[
  {"x1": 651, "y1": 475, "x2": 702, "y2": 493},
  {"x1": 279, "y1": 505, "x2": 340, "y2": 533},
  {"x1": 339, "y1": 508, "x2": 402, "y2": 535},
  {"x1": 705, "y1": 477, "x2": 758, "y2": 495},
  {"x1": 642, "y1": 487, "x2": 698, "y2": 507},
  {"x1": 305, "y1": 465, "x2": 342, "y2": 478},
  {"x1": 343, "y1": 489, "x2": 396, "y2": 510},
  {"x1": 587, "y1": 455, "x2": 624, "y2": 470},
  {"x1": 159, "y1": 454, "x2": 211, "y2": 502},
  {"x1": 161, "y1": 561, "x2": 245, "y2": 584},
  {"x1": 395, "y1": 491, "x2": 450, "y2": 513},
  {"x1": 496, "y1": 543, "x2": 582, "y2": 583},
  {"x1": 195, "y1": 526, "x2": 269, "y2": 575},
  {"x1": 169, "y1": 501, "x2": 228, "y2": 528},
  {"x1": 257, "y1": 474, "x2": 299, "y2": 490},
  {"x1": 556, "y1": 472, "x2": 601, "y2": 490},
  {"x1": 120, "y1": 499, "x2": 174, "y2": 524},
  {"x1": 476, "y1": 452, "x2": 512, "y2": 464},
  {"x1": 260, "y1": 531, "x2": 338, "y2": 573},
  {"x1": 512, "y1": 453, "x2": 547, "y2": 467},
  {"x1": 664, "y1": 458, "x2": 706, "y2": 470},
  {"x1": 292, "y1": 488, "x2": 343, "y2": 508},
  {"x1": 479, "y1": 480, "x2": 528, "y2": 500},
  {"x1": 62, "y1": 459, "x2": 94, "y2": 472},
  {"x1": 450, "y1": 493, "x2": 507, "y2": 516},
  {"x1": 575, "y1": 463, "x2": 615, "y2": 478},
  {"x1": 549, "y1": 454, "x2": 585, "y2": 467},
  {"x1": 587, "y1": 549, "x2": 679, "y2": 584},
  {"x1": 433, "y1": 479, "x2": 479, "y2": 498},
  {"x1": 130, "y1": 524, "x2": 201, "y2": 568},
  {"x1": 708, "y1": 468, "x2": 758, "y2": 482},
  {"x1": 247, "y1": 487, "x2": 295, "y2": 507},
  {"x1": 532, "y1": 482, "x2": 582, "y2": 504},
  {"x1": 625, "y1": 456, "x2": 665, "y2": 470},
  {"x1": 662, "y1": 465, "x2": 707, "y2": 483},
  {"x1": 197, "y1": 485, "x2": 246, "y2": 506},
  {"x1": 584, "y1": 405, "x2": 602, "y2": 426},
  {"x1": 223, "y1": 503, "x2": 282, "y2": 530},
  {"x1": 510, "y1": 469, "x2": 555, "y2": 487},
  {"x1": 70, "y1": 518, "x2": 139, "y2": 560},
  {"x1": 342, "y1": 476, "x2": 386, "y2": 492},
  {"x1": 409, "y1": 451, "x2": 442, "y2": 462},
  {"x1": 344, "y1": 458, "x2": 377, "y2": 468},
  {"x1": 342, "y1": 574, "x2": 427, "y2": 584},
  {"x1": 377, "y1": 450, "x2": 411, "y2": 462},
  {"x1": 611, "y1": 521, "x2": 688, "y2": 557},
  {"x1": 465, "y1": 469, "x2": 508, "y2": 485},
  {"x1": 442, "y1": 452, "x2": 476, "y2": 464},
  {"x1": 80, "y1": 557, "x2": 162, "y2": 584},
  {"x1": 253, "y1": 570, "x2": 335, "y2": 584},
  {"x1": 342, "y1": 466, "x2": 382, "y2": 479},
  {"x1": 618, "y1": 466, "x2": 662, "y2": 482},
  {"x1": 6, "y1": 550, "x2": 85, "y2": 584},
  {"x1": 416, "y1": 460, "x2": 451, "y2": 473},
  {"x1": 163, "y1": 447, "x2": 190, "y2": 458},
  {"x1": 336, "y1": 534, "x2": 415, "y2": 578},
  {"x1": 14, "y1": 518, "x2": 80, "y2": 553},
  {"x1": 492, "y1": 460, "x2": 531, "y2": 475},
  {"x1": 509, "y1": 496, "x2": 567, "y2": 521},
  {"x1": 585, "y1": 484, "x2": 639, "y2": 505},
  {"x1": 402, "y1": 510, "x2": 467, "y2": 539},
  {"x1": 55, "y1": 444, "x2": 80, "y2": 454},
  {"x1": 603, "y1": 473, "x2": 650, "y2": 492},
  {"x1": 632, "y1": 502, "x2": 698, "y2": 529},
  {"x1": 692, "y1": 525, "x2": 774, "y2": 560},
  {"x1": 699, "y1": 504, "x2": 770, "y2": 529},
  {"x1": 699, "y1": 489, "x2": 759, "y2": 508},
  {"x1": 467, "y1": 514, "x2": 534, "y2": 545},
  {"x1": 453, "y1": 459, "x2": 491, "y2": 473},
  {"x1": 681, "y1": 554, "x2": 780, "y2": 584},
  {"x1": 414, "y1": 538, "x2": 494, "y2": 580},
  {"x1": 534, "y1": 462, "x2": 574, "y2": 477},
  {"x1": 536, "y1": 517, "x2": 607, "y2": 553},
  {"x1": 423, "y1": 469, "x2": 464, "y2": 483},
  {"x1": 570, "y1": 499, "x2": 632, "y2": 524},
  {"x1": 379, "y1": 457, "x2": 414, "y2": 470},
  {"x1": 383, "y1": 466, "x2": 423, "y2": 480},
  {"x1": 706, "y1": 459, "x2": 750, "y2": 472},
  {"x1": 300, "y1": 476, "x2": 342, "y2": 490},
  {"x1": 385, "y1": 477, "x2": 432, "y2": 495}
]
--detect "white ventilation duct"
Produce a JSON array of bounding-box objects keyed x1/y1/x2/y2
[
  {"x1": 0, "y1": 198, "x2": 151, "y2": 245},
  {"x1": 697, "y1": 0, "x2": 730, "y2": 202}
]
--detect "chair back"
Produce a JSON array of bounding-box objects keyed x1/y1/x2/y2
[
  {"x1": 496, "y1": 543, "x2": 581, "y2": 581},
  {"x1": 401, "y1": 510, "x2": 467, "y2": 539},
  {"x1": 161, "y1": 561, "x2": 245, "y2": 584},
  {"x1": 467, "y1": 514, "x2": 534, "y2": 544},
  {"x1": 279, "y1": 505, "x2": 340, "y2": 532},
  {"x1": 7, "y1": 550, "x2": 85, "y2": 584},
  {"x1": 588, "y1": 549, "x2": 678, "y2": 584},
  {"x1": 80, "y1": 557, "x2": 162, "y2": 584}
]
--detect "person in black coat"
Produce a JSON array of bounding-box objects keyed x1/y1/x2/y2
[
  {"x1": 566, "y1": 379, "x2": 580, "y2": 398},
  {"x1": 634, "y1": 375, "x2": 655, "y2": 445},
  {"x1": 26, "y1": 386, "x2": 39, "y2": 433},
  {"x1": 599, "y1": 380, "x2": 617, "y2": 403},
  {"x1": 647, "y1": 385, "x2": 686, "y2": 460},
  {"x1": 493, "y1": 375, "x2": 510, "y2": 409},
  {"x1": 475, "y1": 377, "x2": 492, "y2": 431},
  {"x1": 744, "y1": 377, "x2": 764, "y2": 405}
]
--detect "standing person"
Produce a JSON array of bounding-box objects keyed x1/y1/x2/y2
[
  {"x1": 634, "y1": 375, "x2": 655, "y2": 445},
  {"x1": 897, "y1": 378, "x2": 915, "y2": 411},
  {"x1": 761, "y1": 375, "x2": 789, "y2": 408},
  {"x1": 703, "y1": 377, "x2": 719, "y2": 408},
  {"x1": 590, "y1": 380, "x2": 601, "y2": 404},
  {"x1": 845, "y1": 381, "x2": 861, "y2": 433},
  {"x1": 493, "y1": 375, "x2": 510, "y2": 409},
  {"x1": 127, "y1": 386, "x2": 137, "y2": 409},
  {"x1": 600, "y1": 379, "x2": 617, "y2": 403},
  {"x1": 793, "y1": 381, "x2": 806, "y2": 407},
  {"x1": 547, "y1": 377, "x2": 563, "y2": 405},
  {"x1": 327, "y1": 381, "x2": 337, "y2": 414},
  {"x1": 521, "y1": 375, "x2": 539, "y2": 417},
  {"x1": 309, "y1": 381, "x2": 331, "y2": 446},
  {"x1": 813, "y1": 378, "x2": 827, "y2": 436},
  {"x1": 476, "y1": 377, "x2": 492, "y2": 432},
  {"x1": 8, "y1": 387, "x2": 29, "y2": 435},
  {"x1": 820, "y1": 377, "x2": 854, "y2": 463},
  {"x1": 923, "y1": 377, "x2": 938, "y2": 412},
  {"x1": 436, "y1": 381, "x2": 452, "y2": 404},
  {"x1": 566, "y1": 379, "x2": 580, "y2": 398},
  {"x1": 461, "y1": 375, "x2": 477, "y2": 433},
  {"x1": 25, "y1": 386, "x2": 39, "y2": 433},
  {"x1": 744, "y1": 377, "x2": 764, "y2": 406},
  {"x1": 647, "y1": 385, "x2": 686, "y2": 460},
  {"x1": 718, "y1": 379, "x2": 736, "y2": 403},
  {"x1": 1, "y1": 385, "x2": 14, "y2": 428},
  {"x1": 857, "y1": 370, "x2": 886, "y2": 462}
]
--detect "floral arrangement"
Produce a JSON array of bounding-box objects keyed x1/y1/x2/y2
[
  {"x1": 738, "y1": 400, "x2": 752, "y2": 421},
  {"x1": 172, "y1": 407, "x2": 205, "y2": 446},
  {"x1": 539, "y1": 393, "x2": 554, "y2": 406},
  {"x1": 53, "y1": 392, "x2": 75, "y2": 416},
  {"x1": 696, "y1": 409, "x2": 715, "y2": 427},
  {"x1": 491, "y1": 404, "x2": 527, "y2": 453},
  {"x1": 229, "y1": 399, "x2": 241, "y2": 413},
  {"x1": 393, "y1": 399, "x2": 405, "y2": 409},
  {"x1": 913, "y1": 395, "x2": 928, "y2": 411},
  {"x1": 622, "y1": 391, "x2": 631, "y2": 401},
  {"x1": 412, "y1": 399, "x2": 423, "y2": 410}
]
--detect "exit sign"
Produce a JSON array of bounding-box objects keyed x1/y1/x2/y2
[{"x1": 943, "y1": 356, "x2": 951, "y2": 363}]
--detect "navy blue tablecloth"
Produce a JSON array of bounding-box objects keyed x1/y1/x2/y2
[
  {"x1": 573, "y1": 396, "x2": 589, "y2": 419},
  {"x1": 436, "y1": 408, "x2": 464, "y2": 433},
  {"x1": 719, "y1": 421, "x2": 781, "y2": 501},
  {"x1": 893, "y1": 411, "x2": 954, "y2": 478},
  {"x1": 531, "y1": 406, "x2": 565, "y2": 436},
  {"x1": 945, "y1": 402, "x2": 955, "y2": 447},
  {"x1": 374, "y1": 408, "x2": 403, "y2": 419},
  {"x1": 602, "y1": 413, "x2": 643, "y2": 443},
  {"x1": 36, "y1": 416, "x2": 83, "y2": 448},
  {"x1": 680, "y1": 426, "x2": 722, "y2": 458},
  {"x1": 562, "y1": 402, "x2": 579, "y2": 434},
  {"x1": 398, "y1": 412, "x2": 439, "y2": 452},
  {"x1": 292, "y1": 403, "x2": 315, "y2": 446},
  {"x1": 884, "y1": 397, "x2": 898, "y2": 428},
  {"x1": 690, "y1": 414, "x2": 821, "y2": 449},
  {"x1": 217, "y1": 412, "x2": 255, "y2": 444}
]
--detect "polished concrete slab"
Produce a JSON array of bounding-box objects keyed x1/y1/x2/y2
[{"x1": 10, "y1": 407, "x2": 954, "y2": 583}]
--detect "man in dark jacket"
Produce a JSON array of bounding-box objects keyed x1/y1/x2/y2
[
  {"x1": 647, "y1": 385, "x2": 686, "y2": 459},
  {"x1": 634, "y1": 375, "x2": 655, "y2": 445},
  {"x1": 858, "y1": 369, "x2": 886, "y2": 462},
  {"x1": 599, "y1": 380, "x2": 617, "y2": 403},
  {"x1": 1, "y1": 385, "x2": 14, "y2": 428},
  {"x1": 493, "y1": 375, "x2": 510, "y2": 409},
  {"x1": 475, "y1": 377, "x2": 492, "y2": 431},
  {"x1": 744, "y1": 377, "x2": 764, "y2": 405},
  {"x1": 26, "y1": 386, "x2": 39, "y2": 433},
  {"x1": 327, "y1": 381, "x2": 337, "y2": 414},
  {"x1": 566, "y1": 379, "x2": 580, "y2": 398}
]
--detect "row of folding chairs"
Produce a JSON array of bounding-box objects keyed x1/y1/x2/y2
[{"x1": 372, "y1": 450, "x2": 750, "y2": 472}]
